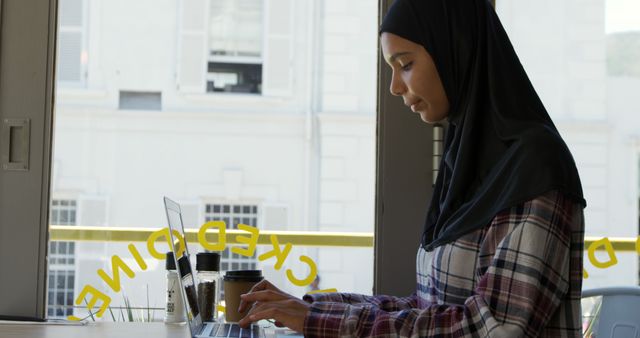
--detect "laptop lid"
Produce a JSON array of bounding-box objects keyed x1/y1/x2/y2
[{"x1": 163, "y1": 196, "x2": 203, "y2": 336}]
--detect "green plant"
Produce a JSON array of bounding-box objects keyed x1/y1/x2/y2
[{"x1": 75, "y1": 285, "x2": 159, "y2": 322}]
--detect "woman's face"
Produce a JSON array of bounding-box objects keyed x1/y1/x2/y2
[{"x1": 381, "y1": 32, "x2": 450, "y2": 123}]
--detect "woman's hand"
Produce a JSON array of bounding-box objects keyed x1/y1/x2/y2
[
  {"x1": 237, "y1": 280, "x2": 292, "y2": 313},
  {"x1": 237, "y1": 280, "x2": 310, "y2": 333}
]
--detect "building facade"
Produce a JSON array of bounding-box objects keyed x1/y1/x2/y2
[{"x1": 51, "y1": 0, "x2": 377, "y2": 318}]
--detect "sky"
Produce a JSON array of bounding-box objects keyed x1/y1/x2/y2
[{"x1": 606, "y1": 0, "x2": 640, "y2": 33}]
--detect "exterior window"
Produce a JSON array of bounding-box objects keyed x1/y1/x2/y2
[
  {"x1": 204, "y1": 203, "x2": 259, "y2": 271},
  {"x1": 48, "y1": 199, "x2": 77, "y2": 318},
  {"x1": 177, "y1": 0, "x2": 291, "y2": 96},
  {"x1": 207, "y1": 0, "x2": 264, "y2": 94},
  {"x1": 57, "y1": 0, "x2": 87, "y2": 86}
]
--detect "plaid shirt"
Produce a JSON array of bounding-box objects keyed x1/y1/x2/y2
[{"x1": 303, "y1": 191, "x2": 584, "y2": 337}]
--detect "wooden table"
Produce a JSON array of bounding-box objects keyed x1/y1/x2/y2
[{"x1": 0, "y1": 322, "x2": 191, "y2": 338}]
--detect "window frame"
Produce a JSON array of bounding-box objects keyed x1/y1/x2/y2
[{"x1": 0, "y1": 0, "x2": 57, "y2": 319}]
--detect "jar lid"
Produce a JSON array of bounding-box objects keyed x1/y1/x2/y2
[
  {"x1": 196, "y1": 252, "x2": 220, "y2": 271},
  {"x1": 177, "y1": 255, "x2": 192, "y2": 278},
  {"x1": 165, "y1": 251, "x2": 177, "y2": 270},
  {"x1": 223, "y1": 270, "x2": 263, "y2": 282}
]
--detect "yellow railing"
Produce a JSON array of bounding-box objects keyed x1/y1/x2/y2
[
  {"x1": 49, "y1": 226, "x2": 636, "y2": 251},
  {"x1": 586, "y1": 237, "x2": 637, "y2": 252},
  {"x1": 49, "y1": 225, "x2": 374, "y2": 248}
]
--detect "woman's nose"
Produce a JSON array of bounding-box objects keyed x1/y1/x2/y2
[{"x1": 389, "y1": 72, "x2": 406, "y2": 96}]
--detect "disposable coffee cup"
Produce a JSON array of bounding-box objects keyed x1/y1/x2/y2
[{"x1": 223, "y1": 270, "x2": 264, "y2": 322}]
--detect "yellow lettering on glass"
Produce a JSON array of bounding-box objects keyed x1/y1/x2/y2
[
  {"x1": 588, "y1": 237, "x2": 618, "y2": 269},
  {"x1": 97, "y1": 255, "x2": 136, "y2": 292},
  {"x1": 71, "y1": 221, "x2": 339, "y2": 321},
  {"x1": 286, "y1": 255, "x2": 317, "y2": 287},
  {"x1": 69, "y1": 285, "x2": 111, "y2": 320},
  {"x1": 128, "y1": 243, "x2": 148, "y2": 270},
  {"x1": 231, "y1": 224, "x2": 259, "y2": 257},
  {"x1": 258, "y1": 234, "x2": 293, "y2": 270},
  {"x1": 146, "y1": 227, "x2": 185, "y2": 259},
  {"x1": 198, "y1": 221, "x2": 226, "y2": 251}
]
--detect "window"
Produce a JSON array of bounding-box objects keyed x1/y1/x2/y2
[
  {"x1": 207, "y1": 0, "x2": 264, "y2": 94},
  {"x1": 118, "y1": 91, "x2": 163, "y2": 111},
  {"x1": 48, "y1": 199, "x2": 77, "y2": 318},
  {"x1": 204, "y1": 203, "x2": 259, "y2": 272},
  {"x1": 57, "y1": 0, "x2": 87, "y2": 86},
  {"x1": 46, "y1": 0, "x2": 376, "y2": 319},
  {"x1": 204, "y1": 203, "x2": 260, "y2": 298},
  {"x1": 177, "y1": 0, "x2": 292, "y2": 96}
]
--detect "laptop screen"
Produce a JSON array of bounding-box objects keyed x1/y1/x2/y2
[{"x1": 164, "y1": 196, "x2": 203, "y2": 336}]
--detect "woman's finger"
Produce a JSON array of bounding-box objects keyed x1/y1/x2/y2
[
  {"x1": 238, "y1": 289, "x2": 288, "y2": 313},
  {"x1": 250, "y1": 279, "x2": 271, "y2": 293},
  {"x1": 238, "y1": 279, "x2": 287, "y2": 312},
  {"x1": 247, "y1": 304, "x2": 306, "y2": 333},
  {"x1": 238, "y1": 280, "x2": 276, "y2": 312},
  {"x1": 239, "y1": 306, "x2": 281, "y2": 328},
  {"x1": 238, "y1": 298, "x2": 309, "y2": 332},
  {"x1": 238, "y1": 301, "x2": 270, "y2": 328},
  {"x1": 240, "y1": 290, "x2": 288, "y2": 304}
]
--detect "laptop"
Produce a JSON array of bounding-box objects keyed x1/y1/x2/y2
[{"x1": 163, "y1": 197, "x2": 264, "y2": 338}]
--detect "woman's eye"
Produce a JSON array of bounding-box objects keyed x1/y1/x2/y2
[{"x1": 400, "y1": 62, "x2": 413, "y2": 71}]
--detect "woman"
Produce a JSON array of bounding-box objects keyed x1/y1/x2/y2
[{"x1": 238, "y1": 0, "x2": 586, "y2": 336}]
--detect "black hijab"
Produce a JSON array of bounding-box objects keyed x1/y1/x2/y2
[{"x1": 380, "y1": 0, "x2": 586, "y2": 251}]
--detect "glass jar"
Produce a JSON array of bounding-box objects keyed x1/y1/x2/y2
[
  {"x1": 178, "y1": 254, "x2": 200, "y2": 318},
  {"x1": 196, "y1": 252, "x2": 221, "y2": 322}
]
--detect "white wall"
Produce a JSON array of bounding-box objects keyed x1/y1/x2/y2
[
  {"x1": 498, "y1": 0, "x2": 607, "y2": 121},
  {"x1": 498, "y1": 0, "x2": 639, "y2": 287}
]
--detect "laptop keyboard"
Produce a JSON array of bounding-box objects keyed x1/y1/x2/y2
[{"x1": 207, "y1": 323, "x2": 261, "y2": 338}]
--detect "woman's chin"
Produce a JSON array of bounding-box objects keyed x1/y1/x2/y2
[
  {"x1": 419, "y1": 110, "x2": 447, "y2": 124},
  {"x1": 419, "y1": 111, "x2": 438, "y2": 124}
]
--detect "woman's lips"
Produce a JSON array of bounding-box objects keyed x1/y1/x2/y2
[{"x1": 410, "y1": 101, "x2": 422, "y2": 112}]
